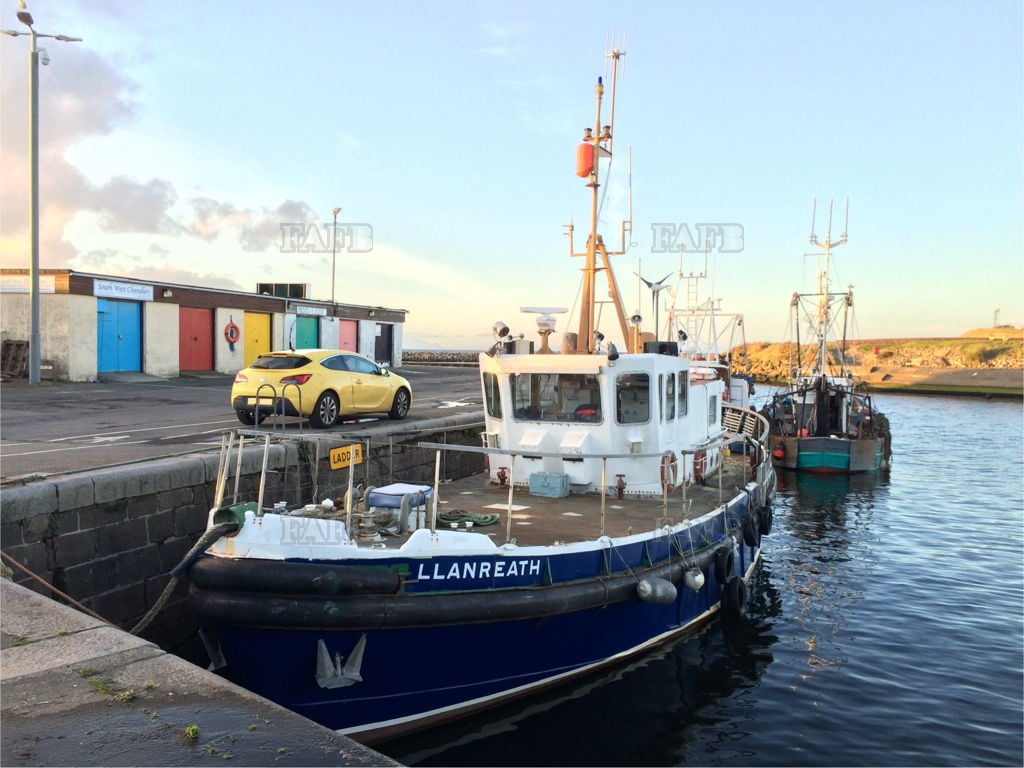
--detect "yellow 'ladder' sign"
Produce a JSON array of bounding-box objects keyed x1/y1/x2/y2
[{"x1": 329, "y1": 444, "x2": 363, "y2": 469}]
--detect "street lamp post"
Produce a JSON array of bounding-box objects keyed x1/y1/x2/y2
[
  {"x1": 330, "y1": 207, "x2": 341, "y2": 305},
  {"x1": 2, "y1": 3, "x2": 81, "y2": 384}
]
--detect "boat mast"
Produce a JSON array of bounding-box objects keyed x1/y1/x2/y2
[
  {"x1": 569, "y1": 48, "x2": 633, "y2": 353},
  {"x1": 808, "y1": 199, "x2": 848, "y2": 375}
]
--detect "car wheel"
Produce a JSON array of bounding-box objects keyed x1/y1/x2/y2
[
  {"x1": 310, "y1": 391, "x2": 340, "y2": 429},
  {"x1": 236, "y1": 409, "x2": 256, "y2": 426},
  {"x1": 389, "y1": 388, "x2": 411, "y2": 420}
]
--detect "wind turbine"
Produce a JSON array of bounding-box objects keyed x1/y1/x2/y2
[{"x1": 635, "y1": 272, "x2": 672, "y2": 342}]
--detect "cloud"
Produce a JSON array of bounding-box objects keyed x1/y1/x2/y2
[
  {"x1": 0, "y1": 42, "x2": 137, "y2": 265},
  {"x1": 185, "y1": 198, "x2": 319, "y2": 252},
  {"x1": 476, "y1": 21, "x2": 524, "y2": 58},
  {"x1": 0, "y1": 37, "x2": 323, "y2": 287},
  {"x1": 92, "y1": 176, "x2": 181, "y2": 234}
]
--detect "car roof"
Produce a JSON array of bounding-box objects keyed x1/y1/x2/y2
[{"x1": 262, "y1": 349, "x2": 363, "y2": 360}]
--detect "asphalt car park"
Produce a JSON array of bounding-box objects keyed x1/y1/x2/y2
[{"x1": 0, "y1": 364, "x2": 481, "y2": 482}]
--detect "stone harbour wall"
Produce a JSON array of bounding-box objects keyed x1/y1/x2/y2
[{"x1": 0, "y1": 417, "x2": 484, "y2": 658}]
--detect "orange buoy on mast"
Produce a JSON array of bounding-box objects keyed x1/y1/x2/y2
[{"x1": 576, "y1": 141, "x2": 595, "y2": 178}]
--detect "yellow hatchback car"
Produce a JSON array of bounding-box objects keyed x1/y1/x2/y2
[{"x1": 231, "y1": 349, "x2": 412, "y2": 429}]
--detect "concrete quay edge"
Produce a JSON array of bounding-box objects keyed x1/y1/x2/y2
[{"x1": 0, "y1": 579, "x2": 400, "y2": 767}]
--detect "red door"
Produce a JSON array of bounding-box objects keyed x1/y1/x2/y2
[{"x1": 179, "y1": 307, "x2": 214, "y2": 371}]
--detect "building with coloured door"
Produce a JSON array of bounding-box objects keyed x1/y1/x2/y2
[{"x1": 0, "y1": 270, "x2": 406, "y2": 382}]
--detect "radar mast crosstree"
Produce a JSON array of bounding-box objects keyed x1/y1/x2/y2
[{"x1": 564, "y1": 47, "x2": 635, "y2": 353}]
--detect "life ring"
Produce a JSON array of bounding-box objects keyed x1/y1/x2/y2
[
  {"x1": 224, "y1": 322, "x2": 241, "y2": 345},
  {"x1": 693, "y1": 450, "x2": 707, "y2": 483},
  {"x1": 660, "y1": 451, "x2": 678, "y2": 494}
]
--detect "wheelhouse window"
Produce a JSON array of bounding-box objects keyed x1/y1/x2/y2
[
  {"x1": 708, "y1": 394, "x2": 718, "y2": 425},
  {"x1": 483, "y1": 372, "x2": 502, "y2": 418},
  {"x1": 663, "y1": 373, "x2": 676, "y2": 421},
  {"x1": 509, "y1": 372, "x2": 602, "y2": 423},
  {"x1": 616, "y1": 373, "x2": 650, "y2": 424},
  {"x1": 678, "y1": 371, "x2": 688, "y2": 415}
]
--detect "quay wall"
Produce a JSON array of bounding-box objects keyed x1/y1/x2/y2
[{"x1": 0, "y1": 416, "x2": 484, "y2": 657}]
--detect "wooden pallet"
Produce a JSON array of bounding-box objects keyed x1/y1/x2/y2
[{"x1": 1, "y1": 340, "x2": 29, "y2": 378}]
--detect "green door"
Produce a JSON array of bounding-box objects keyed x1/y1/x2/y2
[{"x1": 295, "y1": 316, "x2": 319, "y2": 349}]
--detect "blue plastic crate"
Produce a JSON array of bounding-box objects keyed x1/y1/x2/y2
[{"x1": 528, "y1": 472, "x2": 569, "y2": 498}]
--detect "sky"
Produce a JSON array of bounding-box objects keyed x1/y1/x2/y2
[{"x1": 1, "y1": 0, "x2": 1021, "y2": 351}]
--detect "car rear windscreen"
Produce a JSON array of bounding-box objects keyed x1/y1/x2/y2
[{"x1": 251, "y1": 356, "x2": 310, "y2": 370}]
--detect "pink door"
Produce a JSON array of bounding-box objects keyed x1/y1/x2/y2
[{"x1": 338, "y1": 320, "x2": 358, "y2": 351}]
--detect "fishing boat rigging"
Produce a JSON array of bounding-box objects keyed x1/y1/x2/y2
[{"x1": 766, "y1": 200, "x2": 892, "y2": 473}]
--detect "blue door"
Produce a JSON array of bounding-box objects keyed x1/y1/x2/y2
[{"x1": 97, "y1": 299, "x2": 142, "y2": 372}]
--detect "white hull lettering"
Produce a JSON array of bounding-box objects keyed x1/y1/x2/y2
[{"x1": 415, "y1": 558, "x2": 543, "y2": 582}]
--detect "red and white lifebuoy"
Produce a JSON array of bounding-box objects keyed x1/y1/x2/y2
[
  {"x1": 693, "y1": 450, "x2": 707, "y2": 483},
  {"x1": 660, "y1": 451, "x2": 678, "y2": 494},
  {"x1": 224, "y1": 322, "x2": 241, "y2": 345}
]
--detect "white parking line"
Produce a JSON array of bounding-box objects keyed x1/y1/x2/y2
[
  {"x1": 1, "y1": 440, "x2": 152, "y2": 457},
  {"x1": 43, "y1": 419, "x2": 239, "y2": 443}
]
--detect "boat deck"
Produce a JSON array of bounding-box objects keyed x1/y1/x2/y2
[{"x1": 358, "y1": 453, "x2": 757, "y2": 549}]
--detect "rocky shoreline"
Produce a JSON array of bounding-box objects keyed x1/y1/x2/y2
[
  {"x1": 846, "y1": 365, "x2": 1022, "y2": 397},
  {"x1": 403, "y1": 350, "x2": 1023, "y2": 398}
]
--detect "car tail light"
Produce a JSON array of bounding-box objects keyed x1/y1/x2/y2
[
  {"x1": 234, "y1": 373, "x2": 248, "y2": 383},
  {"x1": 280, "y1": 374, "x2": 312, "y2": 385}
]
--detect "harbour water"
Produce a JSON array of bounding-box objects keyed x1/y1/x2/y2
[{"x1": 377, "y1": 394, "x2": 1024, "y2": 767}]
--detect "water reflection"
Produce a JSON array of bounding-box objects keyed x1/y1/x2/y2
[
  {"x1": 379, "y1": 399, "x2": 1024, "y2": 767},
  {"x1": 771, "y1": 471, "x2": 889, "y2": 703},
  {"x1": 776, "y1": 471, "x2": 889, "y2": 546},
  {"x1": 380, "y1": 571, "x2": 782, "y2": 767}
]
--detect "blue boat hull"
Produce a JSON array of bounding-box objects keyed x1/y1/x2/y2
[{"x1": 190, "y1": 503, "x2": 765, "y2": 741}]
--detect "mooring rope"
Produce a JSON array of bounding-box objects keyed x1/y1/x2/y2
[
  {"x1": 130, "y1": 521, "x2": 239, "y2": 636},
  {"x1": 0, "y1": 549, "x2": 112, "y2": 624}
]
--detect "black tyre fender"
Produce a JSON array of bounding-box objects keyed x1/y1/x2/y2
[
  {"x1": 758, "y1": 506, "x2": 774, "y2": 536},
  {"x1": 389, "y1": 388, "x2": 411, "y2": 420},
  {"x1": 309, "y1": 391, "x2": 341, "y2": 429},
  {"x1": 721, "y1": 575, "x2": 748, "y2": 618},
  {"x1": 714, "y1": 547, "x2": 734, "y2": 585},
  {"x1": 742, "y1": 514, "x2": 761, "y2": 548}
]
